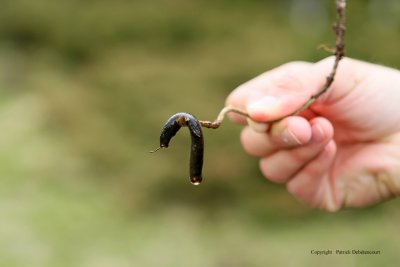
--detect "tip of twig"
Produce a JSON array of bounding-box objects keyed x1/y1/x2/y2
[
  {"x1": 317, "y1": 43, "x2": 335, "y2": 53},
  {"x1": 149, "y1": 146, "x2": 163, "y2": 153}
]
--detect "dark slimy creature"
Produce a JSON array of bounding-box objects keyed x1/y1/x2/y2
[{"x1": 151, "y1": 113, "x2": 204, "y2": 185}]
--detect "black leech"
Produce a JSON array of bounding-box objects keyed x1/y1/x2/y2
[{"x1": 155, "y1": 112, "x2": 204, "y2": 185}]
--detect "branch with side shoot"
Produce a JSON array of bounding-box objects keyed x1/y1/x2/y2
[{"x1": 199, "y1": 0, "x2": 347, "y2": 129}]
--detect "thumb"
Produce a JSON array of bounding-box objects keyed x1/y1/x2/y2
[{"x1": 245, "y1": 63, "x2": 318, "y2": 122}]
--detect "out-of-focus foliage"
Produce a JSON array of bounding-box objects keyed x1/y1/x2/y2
[{"x1": 1, "y1": 0, "x2": 400, "y2": 266}]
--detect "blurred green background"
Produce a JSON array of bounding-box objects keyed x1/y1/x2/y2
[{"x1": 1, "y1": 0, "x2": 400, "y2": 266}]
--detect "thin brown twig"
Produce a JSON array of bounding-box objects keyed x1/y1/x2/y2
[
  {"x1": 199, "y1": 106, "x2": 250, "y2": 129},
  {"x1": 294, "y1": 0, "x2": 346, "y2": 114},
  {"x1": 200, "y1": 0, "x2": 346, "y2": 128}
]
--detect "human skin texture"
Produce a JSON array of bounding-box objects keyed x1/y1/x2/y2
[{"x1": 226, "y1": 56, "x2": 400, "y2": 211}]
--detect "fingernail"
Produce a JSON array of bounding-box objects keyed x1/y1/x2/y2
[
  {"x1": 247, "y1": 96, "x2": 280, "y2": 120},
  {"x1": 271, "y1": 124, "x2": 303, "y2": 146},
  {"x1": 282, "y1": 128, "x2": 303, "y2": 146},
  {"x1": 311, "y1": 124, "x2": 325, "y2": 143}
]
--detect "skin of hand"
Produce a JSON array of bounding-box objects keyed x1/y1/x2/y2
[{"x1": 226, "y1": 56, "x2": 400, "y2": 211}]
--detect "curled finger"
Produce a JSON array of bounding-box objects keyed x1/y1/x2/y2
[{"x1": 259, "y1": 117, "x2": 334, "y2": 183}]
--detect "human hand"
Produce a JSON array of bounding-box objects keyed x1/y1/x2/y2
[{"x1": 226, "y1": 57, "x2": 400, "y2": 211}]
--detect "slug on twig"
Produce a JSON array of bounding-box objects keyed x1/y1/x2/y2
[
  {"x1": 150, "y1": 0, "x2": 346, "y2": 185},
  {"x1": 150, "y1": 108, "x2": 247, "y2": 185},
  {"x1": 150, "y1": 113, "x2": 204, "y2": 185}
]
